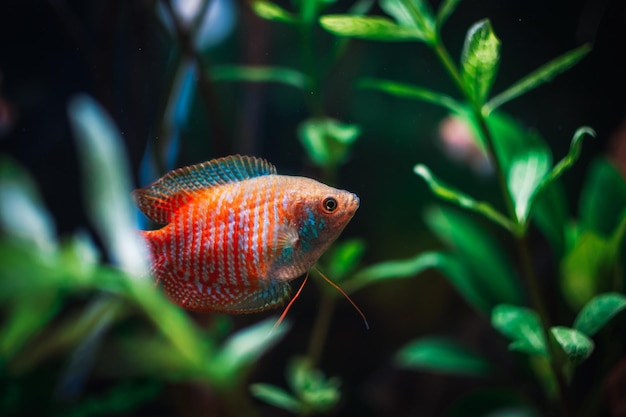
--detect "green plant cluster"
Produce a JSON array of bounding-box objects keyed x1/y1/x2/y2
[{"x1": 1, "y1": 0, "x2": 625, "y2": 416}]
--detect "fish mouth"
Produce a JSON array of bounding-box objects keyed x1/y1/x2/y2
[{"x1": 350, "y1": 193, "x2": 360, "y2": 212}]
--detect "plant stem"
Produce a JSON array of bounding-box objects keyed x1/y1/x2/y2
[{"x1": 430, "y1": 24, "x2": 572, "y2": 417}]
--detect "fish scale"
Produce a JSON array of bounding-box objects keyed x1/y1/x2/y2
[{"x1": 134, "y1": 155, "x2": 359, "y2": 313}]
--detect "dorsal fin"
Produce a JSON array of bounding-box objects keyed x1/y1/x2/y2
[{"x1": 132, "y1": 155, "x2": 276, "y2": 224}]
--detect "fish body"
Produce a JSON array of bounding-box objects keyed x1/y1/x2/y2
[{"x1": 133, "y1": 155, "x2": 359, "y2": 313}]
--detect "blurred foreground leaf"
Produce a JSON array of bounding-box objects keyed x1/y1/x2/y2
[
  {"x1": 491, "y1": 304, "x2": 546, "y2": 356},
  {"x1": 251, "y1": 0, "x2": 298, "y2": 23},
  {"x1": 211, "y1": 65, "x2": 309, "y2": 89},
  {"x1": 324, "y1": 238, "x2": 366, "y2": 281},
  {"x1": 320, "y1": 15, "x2": 428, "y2": 41},
  {"x1": 250, "y1": 384, "x2": 302, "y2": 413},
  {"x1": 359, "y1": 78, "x2": 462, "y2": 112},
  {"x1": 396, "y1": 337, "x2": 493, "y2": 377},
  {"x1": 573, "y1": 293, "x2": 626, "y2": 336},
  {"x1": 298, "y1": 117, "x2": 360, "y2": 168}
]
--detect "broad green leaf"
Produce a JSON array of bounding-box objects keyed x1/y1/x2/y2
[
  {"x1": 426, "y1": 207, "x2": 523, "y2": 307},
  {"x1": 414, "y1": 164, "x2": 514, "y2": 232},
  {"x1": 298, "y1": 117, "x2": 360, "y2": 167},
  {"x1": 379, "y1": 0, "x2": 436, "y2": 43},
  {"x1": 560, "y1": 231, "x2": 611, "y2": 309},
  {"x1": 436, "y1": 0, "x2": 461, "y2": 28},
  {"x1": 250, "y1": 384, "x2": 302, "y2": 413},
  {"x1": 211, "y1": 65, "x2": 309, "y2": 90},
  {"x1": 579, "y1": 158, "x2": 626, "y2": 238},
  {"x1": 491, "y1": 304, "x2": 546, "y2": 356},
  {"x1": 325, "y1": 238, "x2": 366, "y2": 280},
  {"x1": 209, "y1": 318, "x2": 289, "y2": 384},
  {"x1": 0, "y1": 158, "x2": 56, "y2": 252},
  {"x1": 319, "y1": 15, "x2": 428, "y2": 41},
  {"x1": 507, "y1": 150, "x2": 551, "y2": 223},
  {"x1": 359, "y1": 78, "x2": 463, "y2": 113},
  {"x1": 573, "y1": 293, "x2": 626, "y2": 336},
  {"x1": 68, "y1": 95, "x2": 148, "y2": 277},
  {"x1": 461, "y1": 19, "x2": 500, "y2": 106},
  {"x1": 550, "y1": 326, "x2": 594, "y2": 365},
  {"x1": 486, "y1": 44, "x2": 591, "y2": 113},
  {"x1": 396, "y1": 337, "x2": 493, "y2": 376},
  {"x1": 251, "y1": 1, "x2": 299, "y2": 23}
]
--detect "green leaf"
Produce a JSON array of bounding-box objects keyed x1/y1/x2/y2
[
  {"x1": 532, "y1": 181, "x2": 569, "y2": 256},
  {"x1": 486, "y1": 44, "x2": 591, "y2": 112},
  {"x1": 0, "y1": 158, "x2": 56, "y2": 252},
  {"x1": 68, "y1": 95, "x2": 148, "y2": 277},
  {"x1": 414, "y1": 164, "x2": 514, "y2": 232},
  {"x1": 426, "y1": 207, "x2": 523, "y2": 308},
  {"x1": 436, "y1": 0, "x2": 461, "y2": 27},
  {"x1": 560, "y1": 231, "x2": 612, "y2": 309},
  {"x1": 573, "y1": 293, "x2": 626, "y2": 336},
  {"x1": 507, "y1": 150, "x2": 551, "y2": 223},
  {"x1": 324, "y1": 238, "x2": 366, "y2": 281},
  {"x1": 491, "y1": 304, "x2": 546, "y2": 356},
  {"x1": 251, "y1": 1, "x2": 299, "y2": 23},
  {"x1": 379, "y1": 0, "x2": 436, "y2": 43},
  {"x1": 211, "y1": 65, "x2": 309, "y2": 90},
  {"x1": 396, "y1": 337, "x2": 493, "y2": 377},
  {"x1": 287, "y1": 357, "x2": 341, "y2": 413},
  {"x1": 550, "y1": 326, "x2": 594, "y2": 365},
  {"x1": 579, "y1": 158, "x2": 626, "y2": 238},
  {"x1": 298, "y1": 117, "x2": 360, "y2": 167},
  {"x1": 542, "y1": 127, "x2": 595, "y2": 187},
  {"x1": 250, "y1": 384, "x2": 302, "y2": 413},
  {"x1": 359, "y1": 78, "x2": 463, "y2": 113},
  {"x1": 461, "y1": 19, "x2": 501, "y2": 106},
  {"x1": 319, "y1": 15, "x2": 428, "y2": 41},
  {"x1": 209, "y1": 318, "x2": 289, "y2": 384}
]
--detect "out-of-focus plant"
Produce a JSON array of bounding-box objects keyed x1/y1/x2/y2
[
  {"x1": 0, "y1": 96, "x2": 287, "y2": 416},
  {"x1": 320, "y1": 0, "x2": 625, "y2": 416}
]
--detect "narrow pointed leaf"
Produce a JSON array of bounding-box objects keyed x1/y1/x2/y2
[
  {"x1": 396, "y1": 337, "x2": 493, "y2": 376},
  {"x1": 359, "y1": 78, "x2": 463, "y2": 113},
  {"x1": 550, "y1": 327, "x2": 594, "y2": 365},
  {"x1": 415, "y1": 164, "x2": 514, "y2": 231},
  {"x1": 251, "y1": 1, "x2": 299, "y2": 23},
  {"x1": 250, "y1": 384, "x2": 302, "y2": 413},
  {"x1": 379, "y1": 0, "x2": 436, "y2": 43},
  {"x1": 461, "y1": 19, "x2": 500, "y2": 105},
  {"x1": 437, "y1": 0, "x2": 461, "y2": 27},
  {"x1": 492, "y1": 304, "x2": 546, "y2": 356},
  {"x1": 211, "y1": 65, "x2": 309, "y2": 89},
  {"x1": 320, "y1": 15, "x2": 428, "y2": 41},
  {"x1": 486, "y1": 44, "x2": 591, "y2": 112},
  {"x1": 573, "y1": 293, "x2": 626, "y2": 336}
]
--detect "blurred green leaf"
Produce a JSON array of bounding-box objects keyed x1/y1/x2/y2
[
  {"x1": 250, "y1": 384, "x2": 302, "y2": 413},
  {"x1": 396, "y1": 337, "x2": 493, "y2": 376},
  {"x1": 325, "y1": 238, "x2": 366, "y2": 280},
  {"x1": 319, "y1": 15, "x2": 428, "y2": 41},
  {"x1": 287, "y1": 357, "x2": 341, "y2": 413},
  {"x1": 550, "y1": 326, "x2": 594, "y2": 365},
  {"x1": 541, "y1": 127, "x2": 594, "y2": 188},
  {"x1": 436, "y1": 0, "x2": 461, "y2": 28},
  {"x1": 461, "y1": 19, "x2": 500, "y2": 106},
  {"x1": 579, "y1": 158, "x2": 626, "y2": 238},
  {"x1": 211, "y1": 65, "x2": 309, "y2": 89},
  {"x1": 209, "y1": 318, "x2": 289, "y2": 385},
  {"x1": 298, "y1": 117, "x2": 360, "y2": 167},
  {"x1": 415, "y1": 164, "x2": 514, "y2": 232},
  {"x1": 486, "y1": 44, "x2": 591, "y2": 113},
  {"x1": 0, "y1": 158, "x2": 56, "y2": 252},
  {"x1": 426, "y1": 207, "x2": 523, "y2": 308},
  {"x1": 560, "y1": 231, "x2": 611, "y2": 310},
  {"x1": 68, "y1": 95, "x2": 148, "y2": 277},
  {"x1": 507, "y1": 150, "x2": 551, "y2": 223},
  {"x1": 251, "y1": 1, "x2": 299, "y2": 23},
  {"x1": 492, "y1": 304, "x2": 546, "y2": 356},
  {"x1": 359, "y1": 78, "x2": 463, "y2": 113},
  {"x1": 379, "y1": 0, "x2": 436, "y2": 43},
  {"x1": 532, "y1": 181, "x2": 568, "y2": 256},
  {"x1": 573, "y1": 293, "x2": 626, "y2": 336}
]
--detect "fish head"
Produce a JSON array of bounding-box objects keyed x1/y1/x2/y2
[{"x1": 288, "y1": 177, "x2": 359, "y2": 263}]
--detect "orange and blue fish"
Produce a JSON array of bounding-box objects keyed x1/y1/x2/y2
[{"x1": 133, "y1": 155, "x2": 360, "y2": 314}]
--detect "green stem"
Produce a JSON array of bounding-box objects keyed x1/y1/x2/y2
[{"x1": 300, "y1": 21, "x2": 325, "y2": 117}]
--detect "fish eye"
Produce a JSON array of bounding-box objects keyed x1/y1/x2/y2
[{"x1": 322, "y1": 197, "x2": 338, "y2": 213}]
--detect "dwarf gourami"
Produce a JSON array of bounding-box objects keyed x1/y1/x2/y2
[{"x1": 133, "y1": 155, "x2": 360, "y2": 314}]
